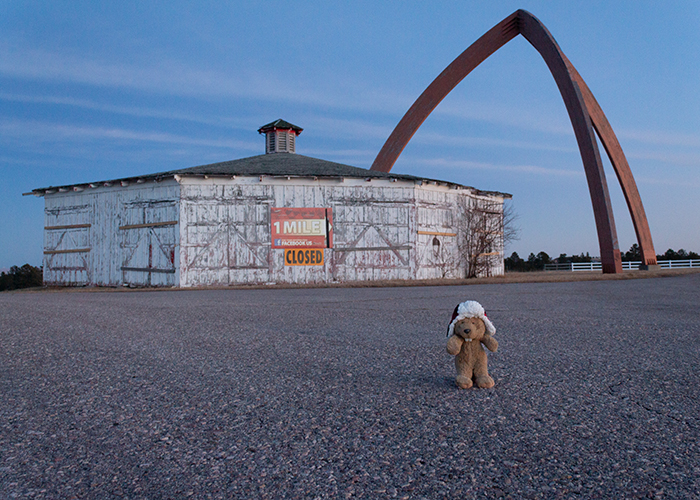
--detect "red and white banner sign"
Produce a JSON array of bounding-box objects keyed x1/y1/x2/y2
[{"x1": 271, "y1": 207, "x2": 333, "y2": 249}]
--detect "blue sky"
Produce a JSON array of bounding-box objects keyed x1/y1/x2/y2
[{"x1": 1, "y1": 1, "x2": 699, "y2": 268}]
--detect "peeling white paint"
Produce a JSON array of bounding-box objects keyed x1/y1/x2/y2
[{"x1": 41, "y1": 176, "x2": 505, "y2": 287}]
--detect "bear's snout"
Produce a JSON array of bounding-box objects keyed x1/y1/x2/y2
[
  {"x1": 458, "y1": 326, "x2": 474, "y2": 340},
  {"x1": 454, "y1": 317, "x2": 485, "y2": 340}
]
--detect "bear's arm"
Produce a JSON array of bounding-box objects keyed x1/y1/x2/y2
[
  {"x1": 446, "y1": 335, "x2": 464, "y2": 355},
  {"x1": 481, "y1": 334, "x2": 498, "y2": 352}
]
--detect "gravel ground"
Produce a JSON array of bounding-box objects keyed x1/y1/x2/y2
[{"x1": 1, "y1": 274, "x2": 699, "y2": 499}]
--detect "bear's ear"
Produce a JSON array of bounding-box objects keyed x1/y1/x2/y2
[
  {"x1": 450, "y1": 305, "x2": 460, "y2": 323},
  {"x1": 447, "y1": 305, "x2": 460, "y2": 336}
]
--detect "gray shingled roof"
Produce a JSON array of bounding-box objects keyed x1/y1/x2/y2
[
  {"x1": 162, "y1": 154, "x2": 425, "y2": 180},
  {"x1": 28, "y1": 152, "x2": 511, "y2": 198}
]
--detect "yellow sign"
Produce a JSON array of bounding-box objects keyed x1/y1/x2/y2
[{"x1": 284, "y1": 249, "x2": 324, "y2": 266}]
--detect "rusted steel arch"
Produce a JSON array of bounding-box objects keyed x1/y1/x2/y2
[
  {"x1": 370, "y1": 9, "x2": 658, "y2": 272},
  {"x1": 564, "y1": 59, "x2": 657, "y2": 267}
]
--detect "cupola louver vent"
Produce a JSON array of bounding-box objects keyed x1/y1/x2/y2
[{"x1": 257, "y1": 119, "x2": 303, "y2": 154}]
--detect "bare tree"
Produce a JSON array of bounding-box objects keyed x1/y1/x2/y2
[
  {"x1": 455, "y1": 197, "x2": 519, "y2": 278},
  {"x1": 415, "y1": 234, "x2": 457, "y2": 279},
  {"x1": 430, "y1": 235, "x2": 458, "y2": 278},
  {"x1": 502, "y1": 201, "x2": 519, "y2": 250}
]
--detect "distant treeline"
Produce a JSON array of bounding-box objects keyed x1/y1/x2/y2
[
  {"x1": 0, "y1": 264, "x2": 43, "y2": 291},
  {"x1": 506, "y1": 245, "x2": 700, "y2": 272}
]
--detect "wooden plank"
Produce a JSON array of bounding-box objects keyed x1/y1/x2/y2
[
  {"x1": 44, "y1": 248, "x2": 91, "y2": 255},
  {"x1": 334, "y1": 246, "x2": 412, "y2": 252},
  {"x1": 417, "y1": 230, "x2": 457, "y2": 237},
  {"x1": 121, "y1": 267, "x2": 176, "y2": 274},
  {"x1": 119, "y1": 221, "x2": 178, "y2": 230},
  {"x1": 44, "y1": 224, "x2": 92, "y2": 230}
]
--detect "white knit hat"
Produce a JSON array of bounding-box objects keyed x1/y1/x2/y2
[{"x1": 447, "y1": 300, "x2": 496, "y2": 337}]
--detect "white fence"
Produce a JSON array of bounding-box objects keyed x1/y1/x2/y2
[{"x1": 544, "y1": 260, "x2": 700, "y2": 272}]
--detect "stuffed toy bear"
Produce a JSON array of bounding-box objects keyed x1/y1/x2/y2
[{"x1": 446, "y1": 300, "x2": 498, "y2": 389}]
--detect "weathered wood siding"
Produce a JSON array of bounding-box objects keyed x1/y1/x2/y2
[
  {"x1": 178, "y1": 177, "x2": 505, "y2": 286},
  {"x1": 179, "y1": 179, "x2": 417, "y2": 286},
  {"x1": 329, "y1": 185, "x2": 414, "y2": 282},
  {"x1": 180, "y1": 183, "x2": 273, "y2": 286},
  {"x1": 43, "y1": 198, "x2": 92, "y2": 285},
  {"x1": 414, "y1": 188, "x2": 464, "y2": 279},
  {"x1": 42, "y1": 175, "x2": 505, "y2": 287},
  {"x1": 43, "y1": 181, "x2": 180, "y2": 286}
]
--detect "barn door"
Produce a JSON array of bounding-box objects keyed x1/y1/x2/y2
[
  {"x1": 330, "y1": 201, "x2": 412, "y2": 281},
  {"x1": 43, "y1": 204, "x2": 92, "y2": 285},
  {"x1": 119, "y1": 202, "x2": 178, "y2": 286},
  {"x1": 226, "y1": 201, "x2": 272, "y2": 284}
]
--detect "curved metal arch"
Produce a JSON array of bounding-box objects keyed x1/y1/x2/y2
[{"x1": 370, "y1": 10, "x2": 657, "y2": 272}]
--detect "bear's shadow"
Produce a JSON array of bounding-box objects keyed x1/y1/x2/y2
[
  {"x1": 412, "y1": 374, "x2": 504, "y2": 391},
  {"x1": 412, "y1": 374, "x2": 464, "y2": 390}
]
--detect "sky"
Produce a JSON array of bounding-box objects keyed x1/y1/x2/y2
[{"x1": 1, "y1": 1, "x2": 699, "y2": 269}]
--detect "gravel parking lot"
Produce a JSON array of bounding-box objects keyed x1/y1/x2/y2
[{"x1": 1, "y1": 274, "x2": 699, "y2": 499}]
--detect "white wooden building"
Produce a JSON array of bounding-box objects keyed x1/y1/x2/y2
[{"x1": 29, "y1": 120, "x2": 510, "y2": 287}]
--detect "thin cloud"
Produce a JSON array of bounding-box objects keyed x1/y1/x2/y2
[
  {"x1": 410, "y1": 131, "x2": 578, "y2": 154},
  {"x1": 0, "y1": 92, "x2": 252, "y2": 130},
  {"x1": 635, "y1": 176, "x2": 700, "y2": 188},
  {"x1": 0, "y1": 119, "x2": 259, "y2": 151},
  {"x1": 0, "y1": 43, "x2": 236, "y2": 96},
  {"x1": 299, "y1": 115, "x2": 578, "y2": 155},
  {"x1": 301, "y1": 116, "x2": 394, "y2": 140},
  {"x1": 0, "y1": 43, "x2": 411, "y2": 116},
  {"x1": 0, "y1": 44, "x2": 590, "y2": 138},
  {"x1": 408, "y1": 157, "x2": 584, "y2": 177},
  {"x1": 0, "y1": 156, "x2": 56, "y2": 168},
  {"x1": 303, "y1": 148, "x2": 378, "y2": 158},
  {"x1": 432, "y1": 98, "x2": 573, "y2": 136},
  {"x1": 618, "y1": 129, "x2": 700, "y2": 149},
  {"x1": 626, "y1": 149, "x2": 700, "y2": 168}
]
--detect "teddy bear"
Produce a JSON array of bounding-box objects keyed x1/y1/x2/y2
[{"x1": 446, "y1": 300, "x2": 498, "y2": 389}]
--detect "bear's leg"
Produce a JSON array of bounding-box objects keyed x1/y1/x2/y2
[
  {"x1": 454, "y1": 357, "x2": 473, "y2": 389},
  {"x1": 474, "y1": 374, "x2": 495, "y2": 389},
  {"x1": 473, "y1": 352, "x2": 495, "y2": 388},
  {"x1": 456, "y1": 375, "x2": 473, "y2": 389}
]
